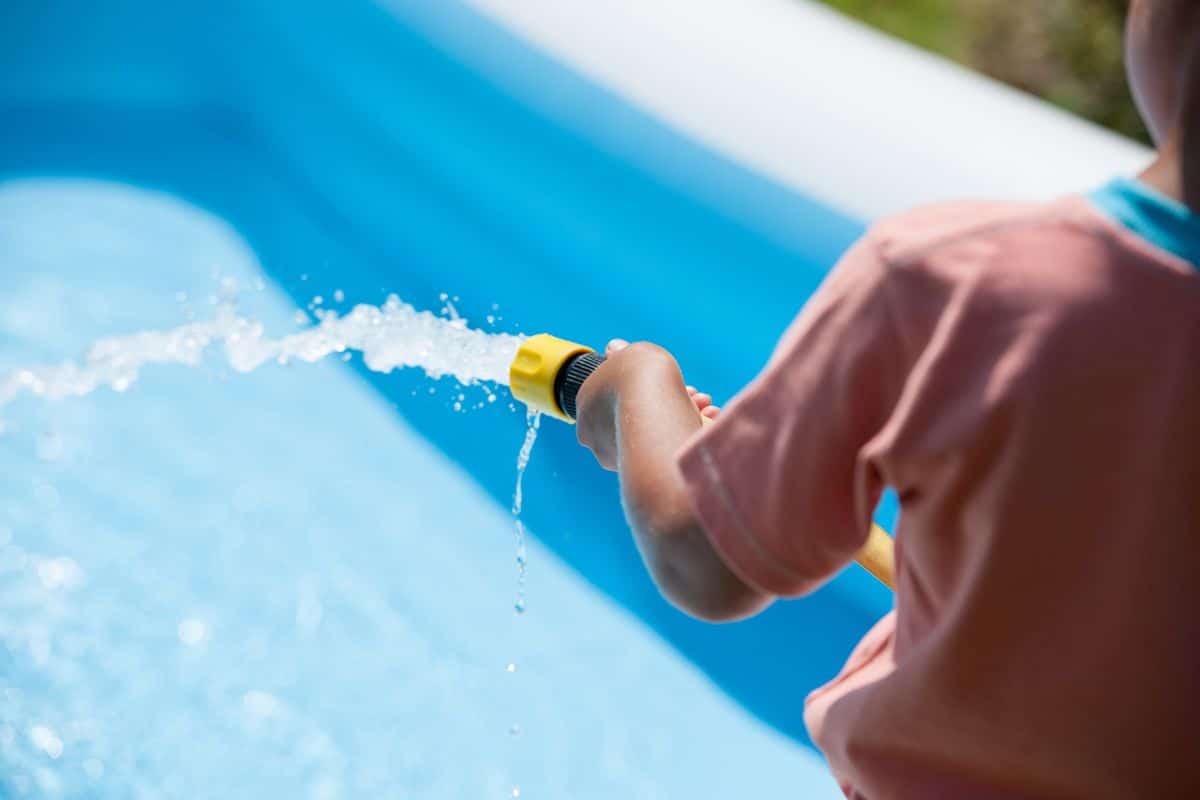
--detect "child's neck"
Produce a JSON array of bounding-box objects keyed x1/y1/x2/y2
[
  {"x1": 1140, "y1": 133, "x2": 1200, "y2": 213},
  {"x1": 1140, "y1": 144, "x2": 1188, "y2": 208}
]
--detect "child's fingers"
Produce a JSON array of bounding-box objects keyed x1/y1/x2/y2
[
  {"x1": 606, "y1": 339, "x2": 630, "y2": 355},
  {"x1": 686, "y1": 385, "x2": 698, "y2": 396},
  {"x1": 692, "y1": 393, "x2": 713, "y2": 410},
  {"x1": 701, "y1": 405, "x2": 721, "y2": 420}
]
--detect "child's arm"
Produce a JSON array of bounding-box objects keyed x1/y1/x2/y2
[
  {"x1": 576, "y1": 234, "x2": 903, "y2": 616},
  {"x1": 575, "y1": 341, "x2": 772, "y2": 622}
]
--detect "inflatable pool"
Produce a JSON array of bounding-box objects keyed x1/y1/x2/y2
[{"x1": 0, "y1": 1, "x2": 1148, "y2": 796}]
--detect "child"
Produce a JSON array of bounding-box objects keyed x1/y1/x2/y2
[{"x1": 574, "y1": 1, "x2": 1200, "y2": 796}]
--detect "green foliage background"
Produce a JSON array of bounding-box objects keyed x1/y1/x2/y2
[{"x1": 818, "y1": 0, "x2": 1147, "y2": 142}]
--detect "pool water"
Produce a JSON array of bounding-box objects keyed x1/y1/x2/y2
[{"x1": 0, "y1": 1, "x2": 893, "y2": 796}]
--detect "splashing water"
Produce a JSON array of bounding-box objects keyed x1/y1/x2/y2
[
  {"x1": 510, "y1": 410, "x2": 541, "y2": 615},
  {"x1": 2, "y1": 286, "x2": 550, "y2": 793},
  {"x1": 0, "y1": 294, "x2": 526, "y2": 409},
  {"x1": 505, "y1": 410, "x2": 541, "y2": 797},
  {"x1": 0, "y1": 287, "x2": 546, "y2": 619},
  {"x1": 1, "y1": 287, "x2": 551, "y2": 618}
]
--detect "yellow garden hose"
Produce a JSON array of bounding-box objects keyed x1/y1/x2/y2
[{"x1": 510, "y1": 334, "x2": 897, "y2": 590}]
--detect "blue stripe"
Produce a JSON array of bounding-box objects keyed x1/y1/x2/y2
[{"x1": 1089, "y1": 177, "x2": 1200, "y2": 268}]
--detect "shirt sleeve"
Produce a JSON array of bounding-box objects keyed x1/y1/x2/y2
[{"x1": 677, "y1": 233, "x2": 906, "y2": 597}]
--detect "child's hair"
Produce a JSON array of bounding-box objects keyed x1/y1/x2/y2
[
  {"x1": 1126, "y1": 1, "x2": 1200, "y2": 144},
  {"x1": 1143, "y1": 1, "x2": 1200, "y2": 62}
]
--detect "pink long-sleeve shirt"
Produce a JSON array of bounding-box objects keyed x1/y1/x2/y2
[{"x1": 678, "y1": 185, "x2": 1200, "y2": 799}]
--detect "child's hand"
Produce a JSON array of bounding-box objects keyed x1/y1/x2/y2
[
  {"x1": 577, "y1": 340, "x2": 684, "y2": 471},
  {"x1": 606, "y1": 339, "x2": 720, "y2": 420},
  {"x1": 687, "y1": 385, "x2": 721, "y2": 421}
]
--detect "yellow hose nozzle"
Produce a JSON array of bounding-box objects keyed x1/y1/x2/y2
[
  {"x1": 509, "y1": 334, "x2": 600, "y2": 422},
  {"x1": 508, "y1": 333, "x2": 897, "y2": 590}
]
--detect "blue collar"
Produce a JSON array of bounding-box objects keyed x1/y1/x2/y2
[{"x1": 1088, "y1": 177, "x2": 1200, "y2": 269}]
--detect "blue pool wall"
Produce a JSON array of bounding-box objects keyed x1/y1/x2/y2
[{"x1": 1, "y1": 0, "x2": 895, "y2": 747}]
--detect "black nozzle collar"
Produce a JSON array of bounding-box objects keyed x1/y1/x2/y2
[{"x1": 555, "y1": 351, "x2": 606, "y2": 420}]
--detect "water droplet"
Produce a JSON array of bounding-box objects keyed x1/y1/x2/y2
[
  {"x1": 313, "y1": 295, "x2": 324, "y2": 306},
  {"x1": 300, "y1": 273, "x2": 309, "y2": 281},
  {"x1": 177, "y1": 617, "x2": 208, "y2": 646},
  {"x1": 513, "y1": 598, "x2": 526, "y2": 614},
  {"x1": 508, "y1": 723, "x2": 521, "y2": 736},
  {"x1": 293, "y1": 310, "x2": 309, "y2": 325},
  {"x1": 242, "y1": 690, "x2": 281, "y2": 719},
  {"x1": 333, "y1": 289, "x2": 345, "y2": 303},
  {"x1": 37, "y1": 557, "x2": 81, "y2": 590},
  {"x1": 511, "y1": 787, "x2": 521, "y2": 798},
  {"x1": 29, "y1": 725, "x2": 63, "y2": 759},
  {"x1": 505, "y1": 663, "x2": 517, "y2": 673},
  {"x1": 453, "y1": 402, "x2": 462, "y2": 412},
  {"x1": 488, "y1": 394, "x2": 497, "y2": 403}
]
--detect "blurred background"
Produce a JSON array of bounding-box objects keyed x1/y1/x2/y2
[{"x1": 823, "y1": 0, "x2": 1144, "y2": 141}]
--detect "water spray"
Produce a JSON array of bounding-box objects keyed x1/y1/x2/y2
[{"x1": 509, "y1": 334, "x2": 897, "y2": 590}]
